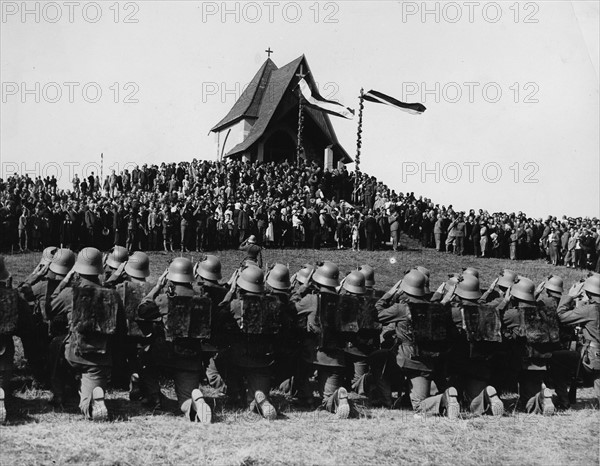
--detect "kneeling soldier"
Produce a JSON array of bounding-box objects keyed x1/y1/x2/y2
[
  {"x1": 50, "y1": 247, "x2": 123, "y2": 420},
  {"x1": 138, "y1": 257, "x2": 212, "y2": 422}
]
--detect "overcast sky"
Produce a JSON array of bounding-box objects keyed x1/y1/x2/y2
[{"x1": 1, "y1": 1, "x2": 598, "y2": 218}]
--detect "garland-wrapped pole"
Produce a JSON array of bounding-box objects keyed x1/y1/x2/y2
[
  {"x1": 296, "y1": 93, "x2": 304, "y2": 165},
  {"x1": 355, "y1": 88, "x2": 365, "y2": 175}
]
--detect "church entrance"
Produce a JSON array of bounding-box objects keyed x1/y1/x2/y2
[{"x1": 263, "y1": 130, "x2": 296, "y2": 163}]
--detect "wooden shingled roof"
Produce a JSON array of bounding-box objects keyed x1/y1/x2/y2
[{"x1": 210, "y1": 55, "x2": 352, "y2": 163}]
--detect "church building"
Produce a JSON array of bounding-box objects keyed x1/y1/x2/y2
[{"x1": 210, "y1": 54, "x2": 352, "y2": 168}]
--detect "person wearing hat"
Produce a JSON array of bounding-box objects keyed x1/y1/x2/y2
[
  {"x1": 500, "y1": 277, "x2": 556, "y2": 414},
  {"x1": 220, "y1": 265, "x2": 278, "y2": 419},
  {"x1": 0, "y1": 256, "x2": 36, "y2": 423},
  {"x1": 137, "y1": 257, "x2": 212, "y2": 422},
  {"x1": 105, "y1": 251, "x2": 152, "y2": 401},
  {"x1": 195, "y1": 255, "x2": 232, "y2": 396},
  {"x1": 346, "y1": 266, "x2": 381, "y2": 399},
  {"x1": 479, "y1": 269, "x2": 518, "y2": 307},
  {"x1": 239, "y1": 234, "x2": 263, "y2": 268},
  {"x1": 374, "y1": 269, "x2": 459, "y2": 418},
  {"x1": 103, "y1": 245, "x2": 129, "y2": 284},
  {"x1": 557, "y1": 274, "x2": 600, "y2": 407},
  {"x1": 291, "y1": 261, "x2": 352, "y2": 418},
  {"x1": 49, "y1": 247, "x2": 123, "y2": 420},
  {"x1": 442, "y1": 275, "x2": 504, "y2": 417}
]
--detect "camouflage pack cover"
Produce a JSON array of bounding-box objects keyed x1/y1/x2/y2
[
  {"x1": 521, "y1": 304, "x2": 560, "y2": 345},
  {"x1": 317, "y1": 293, "x2": 342, "y2": 348},
  {"x1": 165, "y1": 294, "x2": 212, "y2": 341},
  {"x1": 462, "y1": 304, "x2": 502, "y2": 342},
  {"x1": 357, "y1": 296, "x2": 381, "y2": 330},
  {"x1": 70, "y1": 286, "x2": 119, "y2": 335},
  {"x1": 240, "y1": 294, "x2": 282, "y2": 335},
  {"x1": 0, "y1": 287, "x2": 19, "y2": 335},
  {"x1": 408, "y1": 302, "x2": 451, "y2": 344},
  {"x1": 337, "y1": 295, "x2": 360, "y2": 333},
  {"x1": 118, "y1": 281, "x2": 154, "y2": 337}
]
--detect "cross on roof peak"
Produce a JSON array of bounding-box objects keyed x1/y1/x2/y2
[{"x1": 265, "y1": 47, "x2": 274, "y2": 58}]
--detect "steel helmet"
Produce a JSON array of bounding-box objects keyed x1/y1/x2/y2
[
  {"x1": 124, "y1": 251, "x2": 150, "y2": 279},
  {"x1": 455, "y1": 275, "x2": 482, "y2": 300},
  {"x1": 498, "y1": 269, "x2": 518, "y2": 288},
  {"x1": 511, "y1": 277, "x2": 535, "y2": 302},
  {"x1": 583, "y1": 273, "x2": 600, "y2": 296},
  {"x1": 462, "y1": 267, "x2": 480, "y2": 279},
  {"x1": 416, "y1": 266, "x2": 431, "y2": 279},
  {"x1": 198, "y1": 255, "x2": 222, "y2": 281},
  {"x1": 266, "y1": 263, "x2": 291, "y2": 291},
  {"x1": 237, "y1": 265, "x2": 265, "y2": 294},
  {"x1": 0, "y1": 256, "x2": 9, "y2": 281},
  {"x1": 49, "y1": 248, "x2": 76, "y2": 276},
  {"x1": 106, "y1": 245, "x2": 129, "y2": 270},
  {"x1": 358, "y1": 265, "x2": 375, "y2": 288},
  {"x1": 41, "y1": 246, "x2": 58, "y2": 266},
  {"x1": 545, "y1": 275, "x2": 564, "y2": 294},
  {"x1": 247, "y1": 235, "x2": 257, "y2": 244},
  {"x1": 74, "y1": 247, "x2": 103, "y2": 276},
  {"x1": 343, "y1": 271, "x2": 367, "y2": 295},
  {"x1": 167, "y1": 257, "x2": 194, "y2": 283},
  {"x1": 313, "y1": 262, "x2": 340, "y2": 288},
  {"x1": 296, "y1": 264, "x2": 315, "y2": 284},
  {"x1": 400, "y1": 270, "x2": 427, "y2": 297}
]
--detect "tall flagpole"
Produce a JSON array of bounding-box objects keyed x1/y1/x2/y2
[{"x1": 355, "y1": 88, "x2": 365, "y2": 175}]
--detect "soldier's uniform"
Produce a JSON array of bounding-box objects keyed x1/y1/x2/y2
[
  {"x1": 557, "y1": 279, "x2": 600, "y2": 405},
  {"x1": 291, "y1": 262, "x2": 351, "y2": 418},
  {"x1": 445, "y1": 275, "x2": 504, "y2": 416},
  {"x1": 500, "y1": 277, "x2": 558, "y2": 414},
  {"x1": 137, "y1": 280, "x2": 211, "y2": 419},
  {"x1": 375, "y1": 286, "x2": 456, "y2": 416}
]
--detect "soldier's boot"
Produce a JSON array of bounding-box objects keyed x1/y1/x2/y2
[
  {"x1": 190, "y1": 388, "x2": 212, "y2": 423},
  {"x1": 0, "y1": 387, "x2": 6, "y2": 423},
  {"x1": 129, "y1": 373, "x2": 142, "y2": 402},
  {"x1": 443, "y1": 387, "x2": 460, "y2": 420},
  {"x1": 334, "y1": 387, "x2": 350, "y2": 420},
  {"x1": 254, "y1": 390, "x2": 277, "y2": 420},
  {"x1": 541, "y1": 387, "x2": 555, "y2": 416},
  {"x1": 91, "y1": 387, "x2": 108, "y2": 421},
  {"x1": 486, "y1": 386, "x2": 504, "y2": 417}
]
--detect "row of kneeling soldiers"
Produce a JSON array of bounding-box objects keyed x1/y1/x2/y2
[{"x1": 0, "y1": 245, "x2": 599, "y2": 423}]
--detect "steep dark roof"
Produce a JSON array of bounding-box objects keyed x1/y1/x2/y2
[
  {"x1": 211, "y1": 55, "x2": 352, "y2": 163},
  {"x1": 210, "y1": 58, "x2": 278, "y2": 132}
]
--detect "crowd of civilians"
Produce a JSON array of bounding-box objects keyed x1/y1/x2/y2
[{"x1": 1, "y1": 158, "x2": 598, "y2": 272}]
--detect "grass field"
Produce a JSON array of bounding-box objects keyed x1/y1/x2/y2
[{"x1": 1, "y1": 238, "x2": 598, "y2": 465}]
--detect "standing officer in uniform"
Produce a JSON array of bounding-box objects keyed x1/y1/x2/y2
[
  {"x1": 137, "y1": 257, "x2": 212, "y2": 422},
  {"x1": 499, "y1": 277, "x2": 557, "y2": 414},
  {"x1": 291, "y1": 261, "x2": 352, "y2": 419},
  {"x1": 375, "y1": 269, "x2": 459, "y2": 418},
  {"x1": 50, "y1": 247, "x2": 123, "y2": 420},
  {"x1": 444, "y1": 275, "x2": 504, "y2": 416},
  {"x1": 557, "y1": 274, "x2": 600, "y2": 407}
]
